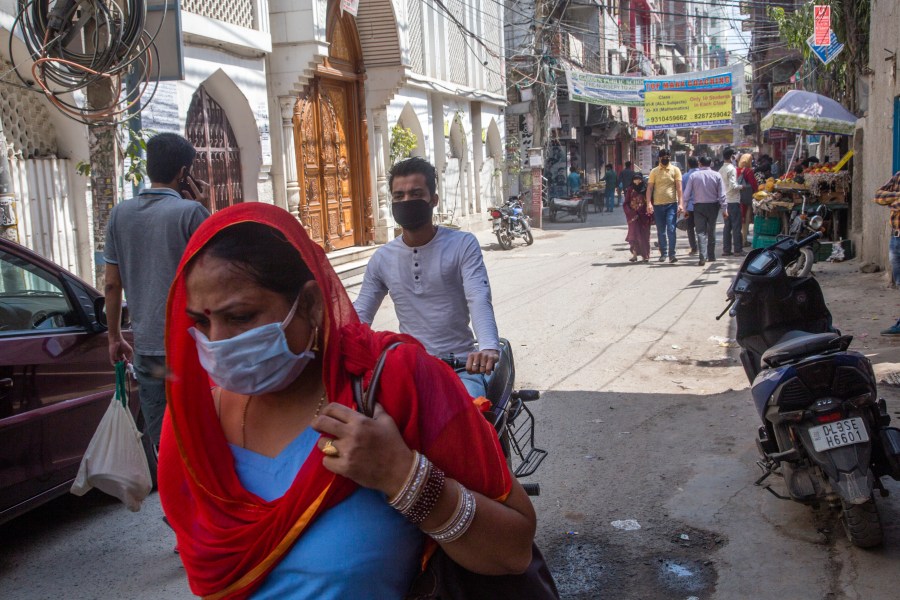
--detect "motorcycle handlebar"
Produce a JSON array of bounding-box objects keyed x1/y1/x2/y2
[
  {"x1": 797, "y1": 231, "x2": 822, "y2": 247},
  {"x1": 439, "y1": 354, "x2": 466, "y2": 370}
]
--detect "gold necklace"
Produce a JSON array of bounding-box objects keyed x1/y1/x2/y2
[{"x1": 241, "y1": 391, "x2": 327, "y2": 449}]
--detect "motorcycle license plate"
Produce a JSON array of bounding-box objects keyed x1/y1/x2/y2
[{"x1": 808, "y1": 417, "x2": 869, "y2": 452}]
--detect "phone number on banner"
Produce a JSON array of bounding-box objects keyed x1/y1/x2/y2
[
  {"x1": 645, "y1": 112, "x2": 732, "y2": 124},
  {"x1": 645, "y1": 119, "x2": 732, "y2": 131}
]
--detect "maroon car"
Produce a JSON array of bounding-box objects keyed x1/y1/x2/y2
[{"x1": 0, "y1": 238, "x2": 154, "y2": 524}]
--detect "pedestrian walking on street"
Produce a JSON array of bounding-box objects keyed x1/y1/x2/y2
[
  {"x1": 681, "y1": 156, "x2": 700, "y2": 256},
  {"x1": 682, "y1": 156, "x2": 726, "y2": 267},
  {"x1": 719, "y1": 147, "x2": 746, "y2": 257},
  {"x1": 617, "y1": 160, "x2": 634, "y2": 206},
  {"x1": 738, "y1": 153, "x2": 758, "y2": 247},
  {"x1": 158, "y1": 203, "x2": 537, "y2": 599},
  {"x1": 624, "y1": 171, "x2": 652, "y2": 262},
  {"x1": 874, "y1": 169, "x2": 900, "y2": 335},
  {"x1": 603, "y1": 163, "x2": 617, "y2": 212},
  {"x1": 647, "y1": 148, "x2": 683, "y2": 263},
  {"x1": 103, "y1": 132, "x2": 210, "y2": 451}
]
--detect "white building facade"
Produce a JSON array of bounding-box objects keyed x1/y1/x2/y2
[
  {"x1": 1, "y1": 0, "x2": 505, "y2": 281},
  {"x1": 267, "y1": 0, "x2": 506, "y2": 247}
]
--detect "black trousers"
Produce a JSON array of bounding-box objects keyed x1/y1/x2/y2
[
  {"x1": 686, "y1": 211, "x2": 697, "y2": 251},
  {"x1": 692, "y1": 203, "x2": 720, "y2": 260}
]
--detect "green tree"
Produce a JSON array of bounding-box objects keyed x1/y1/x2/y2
[
  {"x1": 768, "y1": 0, "x2": 870, "y2": 111},
  {"x1": 389, "y1": 125, "x2": 418, "y2": 165}
]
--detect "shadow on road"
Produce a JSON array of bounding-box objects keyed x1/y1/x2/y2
[{"x1": 527, "y1": 389, "x2": 900, "y2": 600}]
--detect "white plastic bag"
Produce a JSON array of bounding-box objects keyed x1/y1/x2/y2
[{"x1": 71, "y1": 362, "x2": 151, "y2": 511}]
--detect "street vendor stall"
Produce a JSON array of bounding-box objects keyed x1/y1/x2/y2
[
  {"x1": 582, "y1": 181, "x2": 606, "y2": 213},
  {"x1": 755, "y1": 91, "x2": 858, "y2": 259}
]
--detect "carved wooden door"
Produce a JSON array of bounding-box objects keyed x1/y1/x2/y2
[
  {"x1": 185, "y1": 86, "x2": 243, "y2": 213},
  {"x1": 294, "y1": 78, "x2": 357, "y2": 251}
]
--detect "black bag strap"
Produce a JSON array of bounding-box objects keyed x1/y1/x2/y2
[{"x1": 354, "y1": 342, "x2": 403, "y2": 417}]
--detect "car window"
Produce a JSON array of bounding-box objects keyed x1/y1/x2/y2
[{"x1": 0, "y1": 250, "x2": 78, "y2": 334}]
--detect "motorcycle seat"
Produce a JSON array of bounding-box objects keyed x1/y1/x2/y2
[{"x1": 761, "y1": 331, "x2": 841, "y2": 368}]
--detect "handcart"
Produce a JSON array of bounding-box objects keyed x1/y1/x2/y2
[{"x1": 548, "y1": 194, "x2": 588, "y2": 223}]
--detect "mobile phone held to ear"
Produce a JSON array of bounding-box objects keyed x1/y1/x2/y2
[{"x1": 180, "y1": 174, "x2": 195, "y2": 199}]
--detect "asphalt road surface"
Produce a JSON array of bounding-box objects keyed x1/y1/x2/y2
[{"x1": 2, "y1": 207, "x2": 898, "y2": 599}]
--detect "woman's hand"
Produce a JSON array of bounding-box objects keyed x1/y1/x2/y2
[{"x1": 312, "y1": 403, "x2": 415, "y2": 497}]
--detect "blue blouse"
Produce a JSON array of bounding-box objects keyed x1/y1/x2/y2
[{"x1": 230, "y1": 428, "x2": 425, "y2": 599}]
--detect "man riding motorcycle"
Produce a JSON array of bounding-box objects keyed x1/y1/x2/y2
[{"x1": 354, "y1": 157, "x2": 500, "y2": 398}]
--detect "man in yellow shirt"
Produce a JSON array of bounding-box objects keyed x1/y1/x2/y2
[{"x1": 646, "y1": 149, "x2": 683, "y2": 263}]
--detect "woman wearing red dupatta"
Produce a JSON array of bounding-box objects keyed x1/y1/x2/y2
[{"x1": 158, "y1": 203, "x2": 536, "y2": 599}]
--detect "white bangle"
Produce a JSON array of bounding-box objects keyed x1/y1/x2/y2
[{"x1": 423, "y1": 482, "x2": 477, "y2": 543}]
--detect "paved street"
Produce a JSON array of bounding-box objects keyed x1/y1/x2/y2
[{"x1": 2, "y1": 209, "x2": 899, "y2": 599}]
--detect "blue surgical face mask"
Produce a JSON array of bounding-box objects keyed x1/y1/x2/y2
[{"x1": 188, "y1": 295, "x2": 316, "y2": 395}]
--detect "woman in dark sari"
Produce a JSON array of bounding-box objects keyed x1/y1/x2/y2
[{"x1": 623, "y1": 171, "x2": 652, "y2": 262}]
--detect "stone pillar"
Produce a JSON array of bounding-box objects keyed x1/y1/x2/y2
[
  {"x1": 279, "y1": 96, "x2": 301, "y2": 217},
  {"x1": 531, "y1": 165, "x2": 543, "y2": 229},
  {"x1": 372, "y1": 108, "x2": 392, "y2": 243}
]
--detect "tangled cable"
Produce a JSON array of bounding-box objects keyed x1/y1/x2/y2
[{"x1": 9, "y1": 0, "x2": 163, "y2": 125}]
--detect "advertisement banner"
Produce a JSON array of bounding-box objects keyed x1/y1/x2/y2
[
  {"x1": 698, "y1": 129, "x2": 734, "y2": 144},
  {"x1": 564, "y1": 65, "x2": 742, "y2": 108},
  {"x1": 566, "y1": 70, "x2": 645, "y2": 107},
  {"x1": 643, "y1": 74, "x2": 733, "y2": 130},
  {"x1": 814, "y1": 5, "x2": 831, "y2": 46}
]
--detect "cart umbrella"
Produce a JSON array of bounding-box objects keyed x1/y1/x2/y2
[{"x1": 760, "y1": 90, "x2": 858, "y2": 136}]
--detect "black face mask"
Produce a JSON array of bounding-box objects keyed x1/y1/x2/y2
[
  {"x1": 391, "y1": 199, "x2": 433, "y2": 230},
  {"x1": 660, "y1": 158, "x2": 670, "y2": 166}
]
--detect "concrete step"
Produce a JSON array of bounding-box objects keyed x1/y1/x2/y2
[
  {"x1": 329, "y1": 245, "x2": 379, "y2": 284},
  {"x1": 328, "y1": 245, "x2": 378, "y2": 268}
]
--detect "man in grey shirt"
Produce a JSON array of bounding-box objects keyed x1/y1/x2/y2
[
  {"x1": 354, "y1": 157, "x2": 500, "y2": 398},
  {"x1": 719, "y1": 147, "x2": 746, "y2": 257},
  {"x1": 682, "y1": 156, "x2": 727, "y2": 266},
  {"x1": 104, "y1": 133, "x2": 210, "y2": 449}
]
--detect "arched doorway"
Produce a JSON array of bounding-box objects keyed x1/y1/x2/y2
[
  {"x1": 294, "y1": 8, "x2": 370, "y2": 251},
  {"x1": 185, "y1": 86, "x2": 244, "y2": 213}
]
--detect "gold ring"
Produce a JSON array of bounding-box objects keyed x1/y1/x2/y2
[{"x1": 322, "y1": 439, "x2": 340, "y2": 457}]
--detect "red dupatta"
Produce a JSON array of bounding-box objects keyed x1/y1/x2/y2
[{"x1": 158, "y1": 203, "x2": 511, "y2": 599}]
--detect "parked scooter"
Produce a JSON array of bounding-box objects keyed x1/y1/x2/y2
[
  {"x1": 778, "y1": 194, "x2": 825, "y2": 277},
  {"x1": 490, "y1": 196, "x2": 534, "y2": 250},
  {"x1": 441, "y1": 339, "x2": 546, "y2": 496},
  {"x1": 720, "y1": 232, "x2": 900, "y2": 547}
]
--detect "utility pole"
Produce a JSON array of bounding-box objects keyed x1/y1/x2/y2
[{"x1": 529, "y1": 0, "x2": 548, "y2": 229}]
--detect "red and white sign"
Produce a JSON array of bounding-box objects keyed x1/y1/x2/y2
[
  {"x1": 340, "y1": 0, "x2": 359, "y2": 17},
  {"x1": 814, "y1": 5, "x2": 831, "y2": 46}
]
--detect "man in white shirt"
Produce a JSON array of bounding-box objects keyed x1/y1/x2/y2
[
  {"x1": 718, "y1": 147, "x2": 746, "y2": 257},
  {"x1": 354, "y1": 157, "x2": 500, "y2": 398}
]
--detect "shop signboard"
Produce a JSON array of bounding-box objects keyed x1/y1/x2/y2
[
  {"x1": 807, "y1": 32, "x2": 844, "y2": 66},
  {"x1": 643, "y1": 74, "x2": 733, "y2": 130},
  {"x1": 637, "y1": 144, "x2": 654, "y2": 174},
  {"x1": 698, "y1": 129, "x2": 734, "y2": 144},
  {"x1": 814, "y1": 6, "x2": 831, "y2": 46}
]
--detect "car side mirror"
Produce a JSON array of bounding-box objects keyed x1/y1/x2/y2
[{"x1": 93, "y1": 297, "x2": 131, "y2": 330}]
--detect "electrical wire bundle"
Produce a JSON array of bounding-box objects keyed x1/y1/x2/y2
[{"x1": 9, "y1": 0, "x2": 164, "y2": 125}]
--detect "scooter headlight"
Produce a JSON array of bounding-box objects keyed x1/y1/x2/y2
[{"x1": 808, "y1": 215, "x2": 824, "y2": 230}]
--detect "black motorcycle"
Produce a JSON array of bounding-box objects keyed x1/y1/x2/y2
[
  {"x1": 721, "y1": 232, "x2": 900, "y2": 547},
  {"x1": 442, "y1": 339, "x2": 546, "y2": 496},
  {"x1": 489, "y1": 196, "x2": 534, "y2": 250}
]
